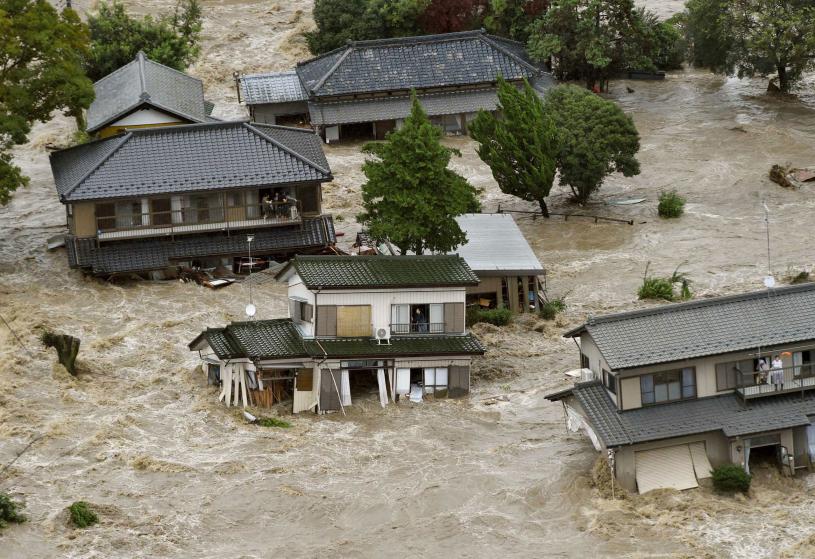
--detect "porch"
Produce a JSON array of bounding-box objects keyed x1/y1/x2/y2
[{"x1": 736, "y1": 363, "x2": 815, "y2": 400}]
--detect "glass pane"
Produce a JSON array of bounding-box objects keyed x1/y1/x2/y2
[
  {"x1": 640, "y1": 375, "x2": 654, "y2": 392},
  {"x1": 423, "y1": 368, "x2": 435, "y2": 386},
  {"x1": 429, "y1": 304, "x2": 443, "y2": 324},
  {"x1": 655, "y1": 383, "x2": 669, "y2": 402},
  {"x1": 682, "y1": 368, "x2": 695, "y2": 387},
  {"x1": 682, "y1": 384, "x2": 695, "y2": 398},
  {"x1": 642, "y1": 390, "x2": 655, "y2": 404},
  {"x1": 668, "y1": 381, "x2": 681, "y2": 400},
  {"x1": 435, "y1": 368, "x2": 448, "y2": 387}
]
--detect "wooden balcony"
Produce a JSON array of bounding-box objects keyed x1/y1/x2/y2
[
  {"x1": 736, "y1": 364, "x2": 815, "y2": 400},
  {"x1": 95, "y1": 202, "x2": 301, "y2": 241}
]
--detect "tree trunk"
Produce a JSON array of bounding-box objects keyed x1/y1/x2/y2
[
  {"x1": 42, "y1": 332, "x2": 81, "y2": 376},
  {"x1": 538, "y1": 198, "x2": 550, "y2": 218},
  {"x1": 776, "y1": 64, "x2": 788, "y2": 93}
]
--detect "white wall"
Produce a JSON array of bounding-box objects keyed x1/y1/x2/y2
[
  {"x1": 112, "y1": 108, "x2": 182, "y2": 126},
  {"x1": 287, "y1": 274, "x2": 316, "y2": 336}
]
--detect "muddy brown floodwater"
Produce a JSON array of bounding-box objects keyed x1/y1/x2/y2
[{"x1": 2, "y1": 1, "x2": 815, "y2": 557}]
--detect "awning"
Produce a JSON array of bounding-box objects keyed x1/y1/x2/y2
[{"x1": 635, "y1": 445, "x2": 699, "y2": 494}]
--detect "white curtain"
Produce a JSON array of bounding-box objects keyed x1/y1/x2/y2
[
  {"x1": 340, "y1": 370, "x2": 352, "y2": 406},
  {"x1": 396, "y1": 368, "x2": 410, "y2": 395},
  {"x1": 377, "y1": 369, "x2": 388, "y2": 408},
  {"x1": 794, "y1": 352, "x2": 804, "y2": 376},
  {"x1": 807, "y1": 424, "x2": 815, "y2": 462},
  {"x1": 743, "y1": 441, "x2": 751, "y2": 475}
]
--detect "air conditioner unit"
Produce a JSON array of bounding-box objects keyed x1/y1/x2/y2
[{"x1": 375, "y1": 327, "x2": 391, "y2": 345}]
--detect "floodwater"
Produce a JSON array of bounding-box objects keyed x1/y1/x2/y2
[{"x1": 2, "y1": 0, "x2": 815, "y2": 557}]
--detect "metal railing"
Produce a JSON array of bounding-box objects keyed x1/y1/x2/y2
[
  {"x1": 390, "y1": 322, "x2": 445, "y2": 335},
  {"x1": 735, "y1": 363, "x2": 815, "y2": 400},
  {"x1": 95, "y1": 201, "x2": 301, "y2": 240}
]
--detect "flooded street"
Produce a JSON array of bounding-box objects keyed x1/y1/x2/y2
[{"x1": 2, "y1": 0, "x2": 815, "y2": 557}]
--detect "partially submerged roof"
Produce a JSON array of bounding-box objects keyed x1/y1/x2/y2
[
  {"x1": 190, "y1": 319, "x2": 484, "y2": 360},
  {"x1": 51, "y1": 121, "x2": 332, "y2": 202},
  {"x1": 276, "y1": 255, "x2": 480, "y2": 290},
  {"x1": 566, "y1": 283, "x2": 815, "y2": 370},
  {"x1": 87, "y1": 51, "x2": 213, "y2": 133},
  {"x1": 296, "y1": 30, "x2": 545, "y2": 97},
  {"x1": 452, "y1": 213, "x2": 543, "y2": 276},
  {"x1": 546, "y1": 381, "x2": 815, "y2": 447},
  {"x1": 241, "y1": 71, "x2": 309, "y2": 105}
]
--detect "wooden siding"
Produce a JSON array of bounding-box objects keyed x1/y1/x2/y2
[
  {"x1": 72, "y1": 202, "x2": 97, "y2": 237},
  {"x1": 336, "y1": 305, "x2": 372, "y2": 337},
  {"x1": 316, "y1": 305, "x2": 337, "y2": 337}
]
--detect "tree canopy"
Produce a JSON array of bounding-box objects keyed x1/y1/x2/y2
[
  {"x1": 483, "y1": 0, "x2": 547, "y2": 43},
  {"x1": 527, "y1": 0, "x2": 679, "y2": 88},
  {"x1": 684, "y1": 0, "x2": 815, "y2": 92},
  {"x1": 545, "y1": 85, "x2": 640, "y2": 204},
  {"x1": 358, "y1": 95, "x2": 480, "y2": 255},
  {"x1": 0, "y1": 0, "x2": 94, "y2": 205},
  {"x1": 84, "y1": 0, "x2": 203, "y2": 82},
  {"x1": 469, "y1": 77, "x2": 558, "y2": 216}
]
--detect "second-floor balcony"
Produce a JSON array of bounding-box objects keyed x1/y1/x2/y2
[
  {"x1": 390, "y1": 322, "x2": 445, "y2": 335},
  {"x1": 735, "y1": 363, "x2": 815, "y2": 400},
  {"x1": 95, "y1": 200, "x2": 301, "y2": 241}
]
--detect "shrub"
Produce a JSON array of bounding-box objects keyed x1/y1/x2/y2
[
  {"x1": 711, "y1": 464, "x2": 751, "y2": 494},
  {"x1": 540, "y1": 298, "x2": 566, "y2": 320},
  {"x1": 258, "y1": 417, "x2": 291, "y2": 428},
  {"x1": 789, "y1": 271, "x2": 811, "y2": 284},
  {"x1": 0, "y1": 493, "x2": 26, "y2": 528},
  {"x1": 468, "y1": 307, "x2": 513, "y2": 326},
  {"x1": 658, "y1": 190, "x2": 685, "y2": 218},
  {"x1": 69, "y1": 501, "x2": 98, "y2": 528},
  {"x1": 638, "y1": 263, "x2": 693, "y2": 301}
]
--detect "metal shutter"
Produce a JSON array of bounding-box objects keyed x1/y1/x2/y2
[
  {"x1": 319, "y1": 369, "x2": 341, "y2": 412},
  {"x1": 689, "y1": 442, "x2": 713, "y2": 479},
  {"x1": 448, "y1": 365, "x2": 470, "y2": 397},
  {"x1": 444, "y1": 302, "x2": 464, "y2": 333},
  {"x1": 316, "y1": 305, "x2": 337, "y2": 336},
  {"x1": 635, "y1": 444, "x2": 699, "y2": 494}
]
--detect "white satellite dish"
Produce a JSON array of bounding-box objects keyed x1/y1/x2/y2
[
  {"x1": 763, "y1": 275, "x2": 776, "y2": 288},
  {"x1": 245, "y1": 303, "x2": 257, "y2": 317}
]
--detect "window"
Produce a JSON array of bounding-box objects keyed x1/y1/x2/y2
[
  {"x1": 296, "y1": 369, "x2": 313, "y2": 391},
  {"x1": 423, "y1": 367, "x2": 448, "y2": 396},
  {"x1": 290, "y1": 299, "x2": 313, "y2": 323},
  {"x1": 715, "y1": 359, "x2": 755, "y2": 391},
  {"x1": 640, "y1": 368, "x2": 695, "y2": 405},
  {"x1": 602, "y1": 369, "x2": 616, "y2": 394},
  {"x1": 580, "y1": 353, "x2": 590, "y2": 370},
  {"x1": 391, "y1": 303, "x2": 444, "y2": 334}
]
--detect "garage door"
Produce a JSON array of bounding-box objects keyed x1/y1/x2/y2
[
  {"x1": 635, "y1": 445, "x2": 699, "y2": 494},
  {"x1": 689, "y1": 442, "x2": 713, "y2": 479}
]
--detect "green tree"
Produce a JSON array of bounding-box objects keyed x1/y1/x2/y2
[
  {"x1": 637, "y1": 8, "x2": 685, "y2": 71},
  {"x1": 683, "y1": 0, "x2": 731, "y2": 71},
  {"x1": 305, "y1": 0, "x2": 427, "y2": 55},
  {"x1": 0, "y1": 0, "x2": 94, "y2": 205},
  {"x1": 84, "y1": 0, "x2": 202, "y2": 81},
  {"x1": 527, "y1": 0, "x2": 654, "y2": 88},
  {"x1": 483, "y1": 0, "x2": 547, "y2": 43},
  {"x1": 470, "y1": 77, "x2": 558, "y2": 216},
  {"x1": 358, "y1": 94, "x2": 480, "y2": 254},
  {"x1": 545, "y1": 85, "x2": 640, "y2": 204}
]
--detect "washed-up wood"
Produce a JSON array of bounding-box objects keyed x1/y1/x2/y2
[{"x1": 41, "y1": 332, "x2": 80, "y2": 375}]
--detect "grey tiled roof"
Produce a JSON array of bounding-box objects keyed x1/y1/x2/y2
[
  {"x1": 278, "y1": 255, "x2": 480, "y2": 289},
  {"x1": 309, "y1": 88, "x2": 500, "y2": 126},
  {"x1": 567, "y1": 283, "x2": 815, "y2": 370},
  {"x1": 547, "y1": 381, "x2": 815, "y2": 447},
  {"x1": 190, "y1": 319, "x2": 483, "y2": 360},
  {"x1": 87, "y1": 52, "x2": 211, "y2": 133},
  {"x1": 51, "y1": 121, "x2": 332, "y2": 202},
  {"x1": 67, "y1": 216, "x2": 336, "y2": 274},
  {"x1": 240, "y1": 71, "x2": 309, "y2": 104},
  {"x1": 296, "y1": 30, "x2": 544, "y2": 97}
]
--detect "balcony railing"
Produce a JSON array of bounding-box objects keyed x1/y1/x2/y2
[
  {"x1": 735, "y1": 363, "x2": 815, "y2": 400},
  {"x1": 95, "y1": 201, "x2": 301, "y2": 241},
  {"x1": 391, "y1": 322, "x2": 445, "y2": 335}
]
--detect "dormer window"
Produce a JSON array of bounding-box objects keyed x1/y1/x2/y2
[{"x1": 290, "y1": 298, "x2": 313, "y2": 323}]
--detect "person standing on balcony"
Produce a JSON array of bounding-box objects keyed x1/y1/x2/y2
[
  {"x1": 262, "y1": 194, "x2": 272, "y2": 219},
  {"x1": 412, "y1": 307, "x2": 428, "y2": 333},
  {"x1": 770, "y1": 355, "x2": 784, "y2": 390},
  {"x1": 756, "y1": 358, "x2": 770, "y2": 384}
]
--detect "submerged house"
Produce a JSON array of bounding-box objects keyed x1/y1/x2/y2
[
  {"x1": 87, "y1": 51, "x2": 217, "y2": 138},
  {"x1": 452, "y1": 213, "x2": 544, "y2": 312},
  {"x1": 239, "y1": 30, "x2": 555, "y2": 142},
  {"x1": 547, "y1": 284, "x2": 815, "y2": 494},
  {"x1": 189, "y1": 255, "x2": 485, "y2": 413},
  {"x1": 49, "y1": 121, "x2": 335, "y2": 275}
]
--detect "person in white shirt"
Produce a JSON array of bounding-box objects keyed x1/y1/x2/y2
[{"x1": 770, "y1": 356, "x2": 784, "y2": 389}]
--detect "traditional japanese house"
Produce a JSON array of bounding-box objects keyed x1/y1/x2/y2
[
  {"x1": 189, "y1": 255, "x2": 486, "y2": 413},
  {"x1": 238, "y1": 29, "x2": 555, "y2": 142},
  {"x1": 452, "y1": 213, "x2": 544, "y2": 312},
  {"x1": 547, "y1": 283, "x2": 815, "y2": 494},
  {"x1": 49, "y1": 121, "x2": 335, "y2": 276},
  {"x1": 87, "y1": 51, "x2": 217, "y2": 138}
]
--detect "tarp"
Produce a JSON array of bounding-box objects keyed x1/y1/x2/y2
[{"x1": 635, "y1": 445, "x2": 699, "y2": 494}]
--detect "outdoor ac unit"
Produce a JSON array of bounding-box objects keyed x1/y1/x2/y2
[
  {"x1": 580, "y1": 368, "x2": 595, "y2": 382},
  {"x1": 375, "y1": 327, "x2": 391, "y2": 345}
]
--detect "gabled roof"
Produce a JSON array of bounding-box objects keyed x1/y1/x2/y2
[
  {"x1": 189, "y1": 319, "x2": 309, "y2": 361},
  {"x1": 240, "y1": 71, "x2": 309, "y2": 105},
  {"x1": 296, "y1": 30, "x2": 543, "y2": 97},
  {"x1": 190, "y1": 318, "x2": 484, "y2": 361},
  {"x1": 546, "y1": 381, "x2": 815, "y2": 447},
  {"x1": 566, "y1": 283, "x2": 815, "y2": 371},
  {"x1": 452, "y1": 213, "x2": 543, "y2": 275},
  {"x1": 276, "y1": 255, "x2": 480, "y2": 290},
  {"x1": 87, "y1": 51, "x2": 214, "y2": 133},
  {"x1": 50, "y1": 121, "x2": 332, "y2": 202}
]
